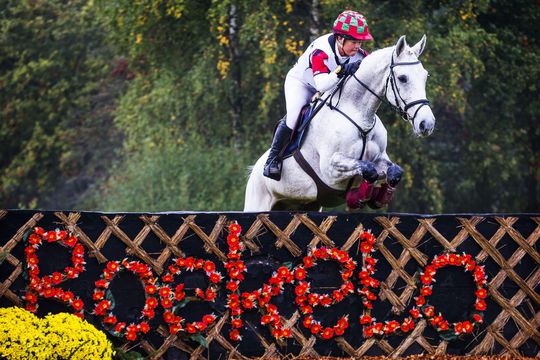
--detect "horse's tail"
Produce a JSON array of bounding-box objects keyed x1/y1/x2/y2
[
  {"x1": 246, "y1": 165, "x2": 255, "y2": 179},
  {"x1": 244, "y1": 158, "x2": 275, "y2": 211}
]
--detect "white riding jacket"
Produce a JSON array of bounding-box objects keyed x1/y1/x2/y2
[
  {"x1": 283, "y1": 33, "x2": 368, "y2": 129},
  {"x1": 287, "y1": 33, "x2": 367, "y2": 93}
]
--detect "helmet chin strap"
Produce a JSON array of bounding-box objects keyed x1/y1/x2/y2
[{"x1": 337, "y1": 37, "x2": 346, "y2": 56}]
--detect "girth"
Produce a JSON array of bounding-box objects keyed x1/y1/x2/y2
[{"x1": 293, "y1": 150, "x2": 345, "y2": 208}]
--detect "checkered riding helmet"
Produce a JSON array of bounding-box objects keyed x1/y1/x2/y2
[{"x1": 333, "y1": 10, "x2": 373, "y2": 41}]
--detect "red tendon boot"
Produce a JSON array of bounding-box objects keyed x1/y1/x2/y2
[{"x1": 368, "y1": 183, "x2": 395, "y2": 209}]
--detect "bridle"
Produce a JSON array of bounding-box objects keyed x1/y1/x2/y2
[{"x1": 352, "y1": 50, "x2": 430, "y2": 124}]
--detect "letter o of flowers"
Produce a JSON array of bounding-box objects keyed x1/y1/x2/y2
[
  {"x1": 294, "y1": 246, "x2": 356, "y2": 340},
  {"x1": 416, "y1": 253, "x2": 487, "y2": 338},
  {"x1": 92, "y1": 259, "x2": 158, "y2": 341},
  {"x1": 159, "y1": 256, "x2": 222, "y2": 336},
  {"x1": 23, "y1": 227, "x2": 86, "y2": 317}
]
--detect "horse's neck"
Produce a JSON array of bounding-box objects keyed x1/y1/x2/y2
[{"x1": 337, "y1": 47, "x2": 392, "y2": 127}]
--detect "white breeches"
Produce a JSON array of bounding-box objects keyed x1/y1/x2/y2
[{"x1": 284, "y1": 76, "x2": 316, "y2": 129}]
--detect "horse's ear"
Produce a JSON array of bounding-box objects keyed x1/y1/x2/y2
[
  {"x1": 395, "y1": 35, "x2": 408, "y2": 57},
  {"x1": 411, "y1": 34, "x2": 427, "y2": 57}
]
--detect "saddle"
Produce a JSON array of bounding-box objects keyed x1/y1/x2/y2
[{"x1": 280, "y1": 103, "x2": 315, "y2": 160}]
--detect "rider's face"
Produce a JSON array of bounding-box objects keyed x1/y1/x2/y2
[{"x1": 339, "y1": 38, "x2": 363, "y2": 57}]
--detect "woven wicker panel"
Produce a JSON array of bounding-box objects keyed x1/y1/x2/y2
[{"x1": 0, "y1": 210, "x2": 538, "y2": 359}]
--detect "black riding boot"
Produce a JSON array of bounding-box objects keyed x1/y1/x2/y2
[{"x1": 263, "y1": 119, "x2": 293, "y2": 181}]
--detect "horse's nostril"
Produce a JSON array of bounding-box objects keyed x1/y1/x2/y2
[{"x1": 419, "y1": 120, "x2": 426, "y2": 131}]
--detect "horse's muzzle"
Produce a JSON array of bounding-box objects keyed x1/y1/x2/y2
[
  {"x1": 419, "y1": 119, "x2": 434, "y2": 136},
  {"x1": 415, "y1": 107, "x2": 435, "y2": 137}
]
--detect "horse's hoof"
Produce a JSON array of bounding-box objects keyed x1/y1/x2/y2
[
  {"x1": 360, "y1": 161, "x2": 378, "y2": 183},
  {"x1": 387, "y1": 164, "x2": 403, "y2": 187},
  {"x1": 367, "y1": 200, "x2": 385, "y2": 209},
  {"x1": 346, "y1": 202, "x2": 366, "y2": 211},
  {"x1": 346, "y1": 181, "x2": 375, "y2": 208}
]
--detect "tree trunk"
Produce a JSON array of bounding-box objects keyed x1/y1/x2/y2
[
  {"x1": 309, "y1": 0, "x2": 320, "y2": 41},
  {"x1": 228, "y1": 3, "x2": 243, "y2": 142}
]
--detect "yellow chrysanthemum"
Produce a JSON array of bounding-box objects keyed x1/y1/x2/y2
[
  {"x1": 0, "y1": 307, "x2": 114, "y2": 360},
  {"x1": 40, "y1": 312, "x2": 114, "y2": 360},
  {"x1": 0, "y1": 307, "x2": 49, "y2": 360}
]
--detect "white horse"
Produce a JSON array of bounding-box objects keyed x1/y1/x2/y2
[{"x1": 244, "y1": 35, "x2": 436, "y2": 211}]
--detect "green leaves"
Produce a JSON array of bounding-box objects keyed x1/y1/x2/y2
[
  {"x1": 105, "y1": 290, "x2": 116, "y2": 310},
  {"x1": 438, "y1": 330, "x2": 458, "y2": 342},
  {"x1": 172, "y1": 299, "x2": 189, "y2": 315},
  {"x1": 189, "y1": 333, "x2": 208, "y2": 348},
  {"x1": 0, "y1": 0, "x2": 119, "y2": 209},
  {"x1": 112, "y1": 346, "x2": 146, "y2": 360}
]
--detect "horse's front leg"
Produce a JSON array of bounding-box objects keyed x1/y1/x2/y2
[
  {"x1": 328, "y1": 152, "x2": 379, "y2": 183},
  {"x1": 368, "y1": 154, "x2": 404, "y2": 209}
]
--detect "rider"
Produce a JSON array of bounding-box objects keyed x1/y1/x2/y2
[{"x1": 263, "y1": 10, "x2": 374, "y2": 181}]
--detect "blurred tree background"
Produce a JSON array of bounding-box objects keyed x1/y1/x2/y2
[{"x1": 1, "y1": 0, "x2": 538, "y2": 213}]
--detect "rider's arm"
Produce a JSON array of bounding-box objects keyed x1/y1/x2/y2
[{"x1": 311, "y1": 49, "x2": 341, "y2": 93}]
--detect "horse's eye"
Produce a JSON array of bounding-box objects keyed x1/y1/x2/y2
[{"x1": 398, "y1": 75, "x2": 408, "y2": 83}]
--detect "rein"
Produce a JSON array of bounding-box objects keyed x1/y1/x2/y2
[
  {"x1": 293, "y1": 76, "x2": 374, "y2": 203},
  {"x1": 327, "y1": 90, "x2": 376, "y2": 161},
  {"x1": 296, "y1": 76, "x2": 347, "y2": 134},
  {"x1": 325, "y1": 76, "x2": 376, "y2": 195}
]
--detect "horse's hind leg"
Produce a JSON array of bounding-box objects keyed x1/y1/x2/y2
[{"x1": 244, "y1": 167, "x2": 275, "y2": 212}]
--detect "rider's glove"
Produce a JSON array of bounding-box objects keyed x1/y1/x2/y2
[{"x1": 337, "y1": 60, "x2": 361, "y2": 78}]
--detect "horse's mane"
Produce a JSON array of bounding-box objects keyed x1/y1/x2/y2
[
  {"x1": 359, "y1": 45, "x2": 394, "y2": 71},
  {"x1": 368, "y1": 45, "x2": 394, "y2": 57}
]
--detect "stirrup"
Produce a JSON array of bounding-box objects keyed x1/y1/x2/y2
[{"x1": 263, "y1": 158, "x2": 282, "y2": 181}]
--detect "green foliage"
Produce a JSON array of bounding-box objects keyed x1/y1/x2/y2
[
  {"x1": 448, "y1": 0, "x2": 540, "y2": 212},
  {"x1": 86, "y1": 138, "x2": 250, "y2": 211},
  {"x1": 0, "y1": 0, "x2": 120, "y2": 208},
  {"x1": 96, "y1": 0, "x2": 206, "y2": 71},
  {"x1": 113, "y1": 347, "x2": 145, "y2": 360}
]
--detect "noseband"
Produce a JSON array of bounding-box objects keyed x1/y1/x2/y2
[{"x1": 353, "y1": 51, "x2": 430, "y2": 123}]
